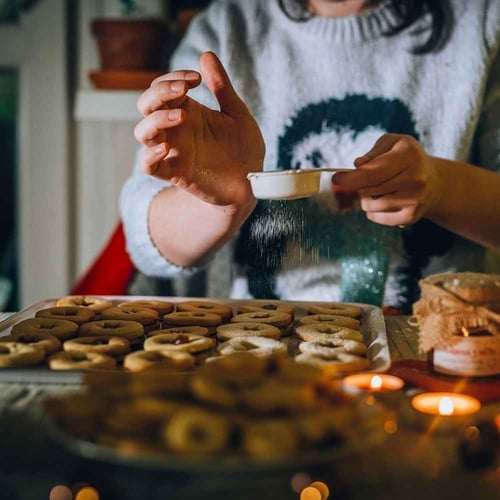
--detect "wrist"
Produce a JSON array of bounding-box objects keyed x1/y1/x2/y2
[
  {"x1": 424, "y1": 155, "x2": 447, "y2": 219},
  {"x1": 215, "y1": 185, "x2": 258, "y2": 232}
]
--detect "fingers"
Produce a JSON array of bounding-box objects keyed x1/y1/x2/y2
[
  {"x1": 134, "y1": 108, "x2": 185, "y2": 147},
  {"x1": 365, "y1": 205, "x2": 421, "y2": 227},
  {"x1": 361, "y1": 187, "x2": 426, "y2": 227},
  {"x1": 358, "y1": 170, "x2": 426, "y2": 199},
  {"x1": 137, "y1": 71, "x2": 201, "y2": 116},
  {"x1": 336, "y1": 134, "x2": 422, "y2": 190},
  {"x1": 333, "y1": 152, "x2": 405, "y2": 190},
  {"x1": 199, "y1": 51, "x2": 249, "y2": 118},
  {"x1": 140, "y1": 144, "x2": 186, "y2": 183},
  {"x1": 140, "y1": 143, "x2": 170, "y2": 176},
  {"x1": 150, "y1": 70, "x2": 201, "y2": 87},
  {"x1": 360, "y1": 189, "x2": 422, "y2": 213},
  {"x1": 354, "y1": 134, "x2": 400, "y2": 164}
]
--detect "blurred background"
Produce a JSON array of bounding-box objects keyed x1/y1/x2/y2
[
  {"x1": 0, "y1": 0, "x2": 211, "y2": 310},
  {"x1": 0, "y1": 0, "x2": 499, "y2": 311}
]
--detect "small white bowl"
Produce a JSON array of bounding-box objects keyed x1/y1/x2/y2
[{"x1": 247, "y1": 168, "x2": 350, "y2": 200}]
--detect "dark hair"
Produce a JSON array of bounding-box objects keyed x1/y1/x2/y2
[{"x1": 279, "y1": 0, "x2": 454, "y2": 54}]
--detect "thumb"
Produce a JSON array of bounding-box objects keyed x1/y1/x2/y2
[
  {"x1": 354, "y1": 133, "x2": 399, "y2": 167},
  {"x1": 199, "y1": 51, "x2": 248, "y2": 117}
]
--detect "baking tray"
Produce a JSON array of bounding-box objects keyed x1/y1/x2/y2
[{"x1": 0, "y1": 296, "x2": 391, "y2": 384}]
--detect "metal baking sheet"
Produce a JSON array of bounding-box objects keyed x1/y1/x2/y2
[{"x1": 0, "y1": 296, "x2": 391, "y2": 384}]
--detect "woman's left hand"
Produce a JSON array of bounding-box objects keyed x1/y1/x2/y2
[{"x1": 332, "y1": 133, "x2": 440, "y2": 227}]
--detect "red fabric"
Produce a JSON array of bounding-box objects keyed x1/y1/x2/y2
[
  {"x1": 388, "y1": 360, "x2": 500, "y2": 403},
  {"x1": 383, "y1": 306, "x2": 405, "y2": 316},
  {"x1": 71, "y1": 222, "x2": 136, "y2": 295}
]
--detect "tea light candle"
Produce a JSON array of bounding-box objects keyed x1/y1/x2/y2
[
  {"x1": 411, "y1": 392, "x2": 481, "y2": 416},
  {"x1": 343, "y1": 374, "x2": 405, "y2": 392},
  {"x1": 409, "y1": 392, "x2": 481, "y2": 433}
]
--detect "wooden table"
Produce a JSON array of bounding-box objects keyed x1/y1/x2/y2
[{"x1": 0, "y1": 313, "x2": 497, "y2": 500}]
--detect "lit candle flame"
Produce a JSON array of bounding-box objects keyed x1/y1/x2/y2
[
  {"x1": 438, "y1": 396, "x2": 455, "y2": 415},
  {"x1": 461, "y1": 326, "x2": 470, "y2": 337},
  {"x1": 370, "y1": 375, "x2": 383, "y2": 390}
]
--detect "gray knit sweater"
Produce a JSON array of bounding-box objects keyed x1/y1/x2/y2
[{"x1": 120, "y1": 0, "x2": 500, "y2": 310}]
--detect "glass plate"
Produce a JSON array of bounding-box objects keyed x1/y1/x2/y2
[{"x1": 42, "y1": 396, "x2": 391, "y2": 473}]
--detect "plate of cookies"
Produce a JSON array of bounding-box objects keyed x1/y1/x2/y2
[
  {"x1": 41, "y1": 353, "x2": 392, "y2": 471},
  {"x1": 0, "y1": 295, "x2": 390, "y2": 383}
]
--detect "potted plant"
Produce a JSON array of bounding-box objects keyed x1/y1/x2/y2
[{"x1": 91, "y1": 0, "x2": 171, "y2": 74}]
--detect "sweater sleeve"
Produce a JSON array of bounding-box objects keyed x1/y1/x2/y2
[{"x1": 119, "y1": 5, "x2": 225, "y2": 278}]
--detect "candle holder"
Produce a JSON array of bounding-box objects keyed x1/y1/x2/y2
[
  {"x1": 413, "y1": 272, "x2": 500, "y2": 378},
  {"x1": 429, "y1": 327, "x2": 500, "y2": 378},
  {"x1": 342, "y1": 373, "x2": 405, "y2": 410},
  {"x1": 343, "y1": 374, "x2": 404, "y2": 392},
  {"x1": 407, "y1": 392, "x2": 482, "y2": 434},
  {"x1": 459, "y1": 420, "x2": 500, "y2": 469}
]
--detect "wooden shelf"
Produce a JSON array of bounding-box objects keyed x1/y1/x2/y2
[{"x1": 75, "y1": 89, "x2": 142, "y2": 122}]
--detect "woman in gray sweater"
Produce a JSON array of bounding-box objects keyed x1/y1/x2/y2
[{"x1": 121, "y1": 0, "x2": 500, "y2": 312}]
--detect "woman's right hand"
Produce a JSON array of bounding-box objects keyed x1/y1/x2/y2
[{"x1": 134, "y1": 51, "x2": 265, "y2": 209}]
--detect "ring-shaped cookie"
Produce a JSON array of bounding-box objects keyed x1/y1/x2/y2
[
  {"x1": 202, "y1": 352, "x2": 268, "y2": 386},
  {"x1": 231, "y1": 311, "x2": 292, "y2": 329},
  {"x1": 242, "y1": 379, "x2": 317, "y2": 413},
  {"x1": 102, "y1": 306, "x2": 159, "y2": 326},
  {"x1": 295, "y1": 324, "x2": 364, "y2": 342},
  {"x1": 191, "y1": 353, "x2": 270, "y2": 410},
  {"x1": 176, "y1": 301, "x2": 233, "y2": 322},
  {"x1": 242, "y1": 419, "x2": 298, "y2": 458},
  {"x1": 144, "y1": 333, "x2": 214, "y2": 353},
  {"x1": 36, "y1": 306, "x2": 95, "y2": 325},
  {"x1": 118, "y1": 300, "x2": 174, "y2": 315},
  {"x1": 307, "y1": 303, "x2": 362, "y2": 318},
  {"x1": 190, "y1": 373, "x2": 239, "y2": 409},
  {"x1": 237, "y1": 301, "x2": 296, "y2": 320},
  {"x1": 217, "y1": 336, "x2": 287, "y2": 358},
  {"x1": 299, "y1": 338, "x2": 367, "y2": 356},
  {"x1": 123, "y1": 350, "x2": 195, "y2": 372},
  {"x1": 273, "y1": 357, "x2": 324, "y2": 385},
  {"x1": 79, "y1": 320, "x2": 144, "y2": 342},
  {"x1": 63, "y1": 336, "x2": 130, "y2": 356},
  {"x1": 11, "y1": 317, "x2": 79, "y2": 341},
  {"x1": 47, "y1": 350, "x2": 116, "y2": 370},
  {"x1": 0, "y1": 342, "x2": 45, "y2": 367},
  {"x1": 295, "y1": 351, "x2": 370, "y2": 374},
  {"x1": 148, "y1": 325, "x2": 211, "y2": 337},
  {"x1": 162, "y1": 407, "x2": 230, "y2": 454},
  {"x1": 162, "y1": 311, "x2": 222, "y2": 334},
  {"x1": 1, "y1": 332, "x2": 61, "y2": 355},
  {"x1": 56, "y1": 295, "x2": 112, "y2": 313},
  {"x1": 128, "y1": 398, "x2": 182, "y2": 421},
  {"x1": 216, "y1": 322, "x2": 281, "y2": 340},
  {"x1": 297, "y1": 314, "x2": 360, "y2": 330}
]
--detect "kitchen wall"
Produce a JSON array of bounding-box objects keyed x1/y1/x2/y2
[
  {"x1": 0, "y1": 0, "x2": 70, "y2": 308},
  {"x1": 74, "y1": 0, "x2": 167, "y2": 282},
  {"x1": 74, "y1": 0, "x2": 210, "y2": 290}
]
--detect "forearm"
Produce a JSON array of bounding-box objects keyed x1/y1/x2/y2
[
  {"x1": 149, "y1": 186, "x2": 257, "y2": 267},
  {"x1": 426, "y1": 157, "x2": 500, "y2": 251}
]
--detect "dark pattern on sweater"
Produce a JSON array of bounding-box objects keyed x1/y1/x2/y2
[{"x1": 235, "y1": 94, "x2": 453, "y2": 308}]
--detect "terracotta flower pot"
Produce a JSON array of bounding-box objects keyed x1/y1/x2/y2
[{"x1": 92, "y1": 18, "x2": 170, "y2": 71}]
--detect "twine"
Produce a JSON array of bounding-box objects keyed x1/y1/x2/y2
[{"x1": 413, "y1": 273, "x2": 500, "y2": 352}]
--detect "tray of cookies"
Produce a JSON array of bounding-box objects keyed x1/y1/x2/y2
[
  {"x1": 0, "y1": 295, "x2": 390, "y2": 383},
  {"x1": 41, "y1": 353, "x2": 391, "y2": 471}
]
